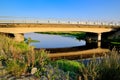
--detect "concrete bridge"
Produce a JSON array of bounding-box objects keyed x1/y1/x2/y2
[
  {"x1": 0, "y1": 16, "x2": 120, "y2": 45},
  {"x1": 0, "y1": 23, "x2": 120, "y2": 47}
]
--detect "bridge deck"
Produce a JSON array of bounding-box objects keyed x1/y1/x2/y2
[{"x1": 0, "y1": 23, "x2": 117, "y2": 33}]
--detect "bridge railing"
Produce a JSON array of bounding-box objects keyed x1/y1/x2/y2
[{"x1": 0, "y1": 16, "x2": 120, "y2": 26}]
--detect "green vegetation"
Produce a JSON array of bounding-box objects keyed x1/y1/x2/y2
[
  {"x1": 111, "y1": 42, "x2": 120, "y2": 45},
  {"x1": 25, "y1": 37, "x2": 40, "y2": 44},
  {"x1": 80, "y1": 49, "x2": 120, "y2": 80},
  {"x1": 37, "y1": 31, "x2": 86, "y2": 40},
  {"x1": 54, "y1": 59, "x2": 84, "y2": 73},
  {"x1": 52, "y1": 50, "x2": 120, "y2": 80},
  {"x1": 0, "y1": 34, "x2": 120, "y2": 80},
  {"x1": 106, "y1": 36, "x2": 120, "y2": 45},
  {"x1": 0, "y1": 34, "x2": 69, "y2": 79},
  {"x1": 53, "y1": 59, "x2": 84, "y2": 79}
]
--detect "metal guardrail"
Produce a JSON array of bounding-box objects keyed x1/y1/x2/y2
[{"x1": 0, "y1": 16, "x2": 120, "y2": 26}]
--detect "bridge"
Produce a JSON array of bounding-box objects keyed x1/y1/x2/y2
[{"x1": 0, "y1": 17, "x2": 120, "y2": 47}]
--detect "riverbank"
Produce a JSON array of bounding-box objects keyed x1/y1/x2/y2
[
  {"x1": 0, "y1": 34, "x2": 120, "y2": 80},
  {"x1": 48, "y1": 48, "x2": 110, "y2": 60},
  {"x1": 37, "y1": 31, "x2": 86, "y2": 40}
]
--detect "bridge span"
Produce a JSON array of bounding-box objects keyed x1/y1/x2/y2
[
  {"x1": 0, "y1": 23, "x2": 120, "y2": 47},
  {"x1": 0, "y1": 24, "x2": 115, "y2": 33}
]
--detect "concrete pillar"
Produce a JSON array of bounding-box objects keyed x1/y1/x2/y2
[
  {"x1": 98, "y1": 41, "x2": 101, "y2": 48},
  {"x1": 98, "y1": 33, "x2": 101, "y2": 47},
  {"x1": 13, "y1": 33, "x2": 24, "y2": 42},
  {"x1": 98, "y1": 33, "x2": 101, "y2": 41}
]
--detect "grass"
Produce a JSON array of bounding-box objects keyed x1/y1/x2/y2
[
  {"x1": 111, "y1": 42, "x2": 120, "y2": 45},
  {"x1": 30, "y1": 39, "x2": 40, "y2": 42},
  {"x1": 37, "y1": 31, "x2": 86, "y2": 40},
  {"x1": 25, "y1": 37, "x2": 40, "y2": 43},
  {"x1": 51, "y1": 49, "x2": 120, "y2": 80},
  {"x1": 106, "y1": 37, "x2": 120, "y2": 45},
  {"x1": 79, "y1": 49, "x2": 120, "y2": 80},
  {"x1": 54, "y1": 59, "x2": 84, "y2": 73},
  {"x1": 52, "y1": 59, "x2": 85, "y2": 79}
]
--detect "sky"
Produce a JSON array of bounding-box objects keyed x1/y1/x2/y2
[{"x1": 0, "y1": 0, "x2": 120, "y2": 22}]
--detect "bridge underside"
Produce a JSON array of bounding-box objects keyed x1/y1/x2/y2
[{"x1": 0, "y1": 28, "x2": 114, "y2": 34}]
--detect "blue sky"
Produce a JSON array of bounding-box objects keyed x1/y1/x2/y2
[{"x1": 0, "y1": 0, "x2": 120, "y2": 21}]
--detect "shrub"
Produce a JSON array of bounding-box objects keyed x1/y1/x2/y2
[
  {"x1": 80, "y1": 49, "x2": 120, "y2": 80},
  {"x1": 6, "y1": 59, "x2": 27, "y2": 77},
  {"x1": 55, "y1": 59, "x2": 84, "y2": 73},
  {"x1": 97, "y1": 50, "x2": 120, "y2": 80},
  {"x1": 0, "y1": 35, "x2": 30, "y2": 61},
  {"x1": 53, "y1": 59, "x2": 84, "y2": 79}
]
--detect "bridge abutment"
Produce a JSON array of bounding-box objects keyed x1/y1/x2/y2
[{"x1": 13, "y1": 33, "x2": 24, "y2": 42}]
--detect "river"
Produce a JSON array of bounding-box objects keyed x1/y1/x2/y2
[
  {"x1": 24, "y1": 32, "x2": 86, "y2": 48},
  {"x1": 24, "y1": 32, "x2": 110, "y2": 59}
]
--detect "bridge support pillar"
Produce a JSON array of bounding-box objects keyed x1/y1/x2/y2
[
  {"x1": 98, "y1": 41, "x2": 101, "y2": 48},
  {"x1": 98, "y1": 33, "x2": 101, "y2": 41},
  {"x1": 13, "y1": 33, "x2": 24, "y2": 42},
  {"x1": 98, "y1": 33, "x2": 101, "y2": 47}
]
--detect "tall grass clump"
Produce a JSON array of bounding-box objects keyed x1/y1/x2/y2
[
  {"x1": 97, "y1": 49, "x2": 120, "y2": 80},
  {"x1": 80, "y1": 49, "x2": 120, "y2": 80},
  {"x1": 0, "y1": 34, "x2": 34, "y2": 77}
]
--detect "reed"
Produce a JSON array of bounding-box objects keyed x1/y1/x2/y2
[{"x1": 80, "y1": 48, "x2": 120, "y2": 80}]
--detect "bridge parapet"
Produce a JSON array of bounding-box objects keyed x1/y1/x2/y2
[
  {"x1": 0, "y1": 16, "x2": 120, "y2": 26},
  {"x1": 0, "y1": 23, "x2": 119, "y2": 29}
]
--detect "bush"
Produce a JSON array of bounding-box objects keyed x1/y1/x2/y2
[
  {"x1": 6, "y1": 59, "x2": 27, "y2": 77},
  {"x1": 97, "y1": 50, "x2": 120, "y2": 80},
  {"x1": 53, "y1": 59, "x2": 84, "y2": 79},
  {"x1": 55, "y1": 59, "x2": 84, "y2": 73},
  {"x1": 80, "y1": 49, "x2": 120, "y2": 80},
  {"x1": 0, "y1": 35, "x2": 30, "y2": 61}
]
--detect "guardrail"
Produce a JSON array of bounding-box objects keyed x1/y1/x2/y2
[{"x1": 0, "y1": 17, "x2": 120, "y2": 26}]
